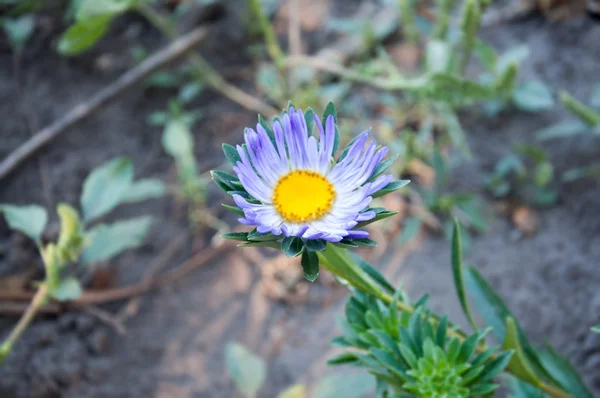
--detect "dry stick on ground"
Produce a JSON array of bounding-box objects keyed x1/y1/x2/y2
[
  {"x1": 0, "y1": 241, "x2": 235, "y2": 314},
  {"x1": 0, "y1": 27, "x2": 208, "y2": 182}
]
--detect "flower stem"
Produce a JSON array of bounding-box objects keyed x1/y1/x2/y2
[
  {"x1": 0, "y1": 283, "x2": 49, "y2": 364},
  {"x1": 318, "y1": 244, "x2": 572, "y2": 398},
  {"x1": 136, "y1": 3, "x2": 278, "y2": 116}
]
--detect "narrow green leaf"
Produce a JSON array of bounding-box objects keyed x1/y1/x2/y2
[
  {"x1": 238, "y1": 241, "x2": 281, "y2": 249},
  {"x1": 222, "y1": 143, "x2": 242, "y2": 166},
  {"x1": 503, "y1": 316, "x2": 542, "y2": 386},
  {"x1": 221, "y1": 232, "x2": 250, "y2": 242},
  {"x1": 225, "y1": 342, "x2": 266, "y2": 398},
  {"x1": 301, "y1": 249, "x2": 319, "y2": 282},
  {"x1": 451, "y1": 220, "x2": 479, "y2": 331},
  {"x1": 351, "y1": 253, "x2": 395, "y2": 294},
  {"x1": 312, "y1": 372, "x2": 375, "y2": 398},
  {"x1": 321, "y1": 101, "x2": 339, "y2": 154},
  {"x1": 479, "y1": 351, "x2": 514, "y2": 381},
  {"x1": 58, "y1": 16, "x2": 112, "y2": 56},
  {"x1": 353, "y1": 238, "x2": 378, "y2": 247},
  {"x1": 81, "y1": 216, "x2": 152, "y2": 265},
  {"x1": 560, "y1": 91, "x2": 600, "y2": 126},
  {"x1": 304, "y1": 107, "x2": 315, "y2": 136},
  {"x1": 327, "y1": 352, "x2": 359, "y2": 365},
  {"x1": 222, "y1": 204, "x2": 245, "y2": 216},
  {"x1": 368, "y1": 154, "x2": 399, "y2": 182},
  {"x1": 0, "y1": 204, "x2": 47, "y2": 244},
  {"x1": 247, "y1": 229, "x2": 279, "y2": 241},
  {"x1": 372, "y1": 180, "x2": 410, "y2": 198},
  {"x1": 592, "y1": 325, "x2": 600, "y2": 333},
  {"x1": 356, "y1": 210, "x2": 399, "y2": 229},
  {"x1": 80, "y1": 157, "x2": 134, "y2": 223},
  {"x1": 536, "y1": 345, "x2": 594, "y2": 398}
]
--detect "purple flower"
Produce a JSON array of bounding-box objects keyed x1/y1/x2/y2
[{"x1": 217, "y1": 105, "x2": 404, "y2": 243}]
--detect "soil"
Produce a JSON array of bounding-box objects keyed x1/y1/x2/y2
[{"x1": 1, "y1": 1, "x2": 599, "y2": 397}]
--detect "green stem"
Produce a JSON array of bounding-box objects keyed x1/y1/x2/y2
[
  {"x1": 0, "y1": 283, "x2": 49, "y2": 364},
  {"x1": 318, "y1": 243, "x2": 572, "y2": 398},
  {"x1": 136, "y1": 3, "x2": 278, "y2": 116},
  {"x1": 247, "y1": 0, "x2": 285, "y2": 68}
]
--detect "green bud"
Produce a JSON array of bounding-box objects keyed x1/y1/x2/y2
[{"x1": 56, "y1": 203, "x2": 86, "y2": 263}]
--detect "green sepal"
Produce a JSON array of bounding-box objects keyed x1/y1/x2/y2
[
  {"x1": 222, "y1": 143, "x2": 241, "y2": 166},
  {"x1": 301, "y1": 249, "x2": 319, "y2": 282},
  {"x1": 248, "y1": 228, "x2": 280, "y2": 241},
  {"x1": 304, "y1": 239, "x2": 327, "y2": 252},
  {"x1": 221, "y1": 232, "x2": 250, "y2": 242},
  {"x1": 372, "y1": 180, "x2": 410, "y2": 198},
  {"x1": 321, "y1": 101, "x2": 340, "y2": 155},
  {"x1": 304, "y1": 107, "x2": 315, "y2": 136},
  {"x1": 353, "y1": 238, "x2": 378, "y2": 247},
  {"x1": 238, "y1": 241, "x2": 281, "y2": 249},
  {"x1": 282, "y1": 236, "x2": 304, "y2": 257},
  {"x1": 356, "y1": 210, "x2": 399, "y2": 229},
  {"x1": 367, "y1": 154, "x2": 399, "y2": 182},
  {"x1": 222, "y1": 204, "x2": 245, "y2": 216},
  {"x1": 211, "y1": 170, "x2": 242, "y2": 190}
]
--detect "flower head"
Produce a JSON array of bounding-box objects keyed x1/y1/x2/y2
[{"x1": 214, "y1": 103, "x2": 407, "y2": 249}]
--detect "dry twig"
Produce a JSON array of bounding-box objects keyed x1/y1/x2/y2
[{"x1": 0, "y1": 27, "x2": 208, "y2": 181}]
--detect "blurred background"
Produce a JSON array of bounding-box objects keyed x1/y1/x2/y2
[{"x1": 0, "y1": 0, "x2": 599, "y2": 397}]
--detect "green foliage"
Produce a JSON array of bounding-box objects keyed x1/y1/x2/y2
[
  {"x1": 58, "y1": 0, "x2": 144, "y2": 55},
  {"x1": 225, "y1": 342, "x2": 266, "y2": 398},
  {"x1": 485, "y1": 144, "x2": 557, "y2": 207},
  {"x1": 330, "y1": 291, "x2": 512, "y2": 397},
  {"x1": 513, "y1": 81, "x2": 554, "y2": 112},
  {"x1": 3, "y1": 15, "x2": 35, "y2": 53},
  {"x1": 0, "y1": 204, "x2": 47, "y2": 245}
]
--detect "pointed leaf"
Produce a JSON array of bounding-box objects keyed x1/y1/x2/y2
[
  {"x1": 221, "y1": 232, "x2": 250, "y2": 242},
  {"x1": 50, "y1": 277, "x2": 82, "y2": 302},
  {"x1": 0, "y1": 204, "x2": 47, "y2": 244},
  {"x1": 121, "y1": 179, "x2": 167, "y2": 203},
  {"x1": 536, "y1": 345, "x2": 594, "y2": 398},
  {"x1": 80, "y1": 157, "x2": 134, "y2": 223},
  {"x1": 282, "y1": 236, "x2": 303, "y2": 257},
  {"x1": 503, "y1": 317, "x2": 542, "y2": 386},
  {"x1": 223, "y1": 143, "x2": 242, "y2": 166},
  {"x1": 451, "y1": 220, "x2": 479, "y2": 331},
  {"x1": 301, "y1": 249, "x2": 319, "y2": 282},
  {"x1": 372, "y1": 180, "x2": 410, "y2": 198},
  {"x1": 225, "y1": 342, "x2": 266, "y2": 398}
]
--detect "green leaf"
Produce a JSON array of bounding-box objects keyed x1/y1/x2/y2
[
  {"x1": 221, "y1": 232, "x2": 250, "y2": 242},
  {"x1": 465, "y1": 267, "x2": 511, "y2": 342},
  {"x1": 313, "y1": 372, "x2": 375, "y2": 398},
  {"x1": 301, "y1": 249, "x2": 319, "y2": 282},
  {"x1": 50, "y1": 277, "x2": 82, "y2": 302},
  {"x1": 81, "y1": 216, "x2": 152, "y2": 265},
  {"x1": 327, "y1": 352, "x2": 360, "y2": 365},
  {"x1": 222, "y1": 204, "x2": 245, "y2": 216},
  {"x1": 353, "y1": 238, "x2": 377, "y2": 247},
  {"x1": 513, "y1": 81, "x2": 554, "y2": 112},
  {"x1": 426, "y1": 39, "x2": 451, "y2": 73},
  {"x1": 372, "y1": 180, "x2": 410, "y2": 198},
  {"x1": 162, "y1": 119, "x2": 194, "y2": 158},
  {"x1": 560, "y1": 91, "x2": 600, "y2": 126},
  {"x1": 351, "y1": 253, "x2": 395, "y2": 294},
  {"x1": 536, "y1": 345, "x2": 594, "y2": 398},
  {"x1": 121, "y1": 179, "x2": 167, "y2": 203},
  {"x1": 304, "y1": 239, "x2": 327, "y2": 252},
  {"x1": 0, "y1": 204, "x2": 47, "y2": 244},
  {"x1": 277, "y1": 384, "x2": 306, "y2": 398},
  {"x1": 590, "y1": 82, "x2": 600, "y2": 108},
  {"x1": 451, "y1": 220, "x2": 478, "y2": 332},
  {"x1": 76, "y1": 0, "x2": 134, "y2": 21},
  {"x1": 178, "y1": 81, "x2": 204, "y2": 103},
  {"x1": 223, "y1": 143, "x2": 241, "y2": 166},
  {"x1": 304, "y1": 108, "x2": 315, "y2": 136},
  {"x1": 535, "y1": 120, "x2": 588, "y2": 141},
  {"x1": 474, "y1": 39, "x2": 497, "y2": 71},
  {"x1": 321, "y1": 101, "x2": 340, "y2": 154},
  {"x1": 503, "y1": 316, "x2": 542, "y2": 386},
  {"x1": 238, "y1": 241, "x2": 281, "y2": 249},
  {"x1": 3, "y1": 15, "x2": 34, "y2": 52},
  {"x1": 58, "y1": 16, "x2": 112, "y2": 56},
  {"x1": 397, "y1": 216, "x2": 422, "y2": 245},
  {"x1": 356, "y1": 210, "x2": 399, "y2": 229},
  {"x1": 592, "y1": 325, "x2": 600, "y2": 333},
  {"x1": 479, "y1": 350, "x2": 514, "y2": 382},
  {"x1": 247, "y1": 229, "x2": 279, "y2": 242},
  {"x1": 282, "y1": 236, "x2": 303, "y2": 257},
  {"x1": 504, "y1": 375, "x2": 547, "y2": 398},
  {"x1": 80, "y1": 157, "x2": 134, "y2": 223},
  {"x1": 225, "y1": 342, "x2": 266, "y2": 398},
  {"x1": 368, "y1": 154, "x2": 399, "y2": 182},
  {"x1": 496, "y1": 45, "x2": 530, "y2": 74}
]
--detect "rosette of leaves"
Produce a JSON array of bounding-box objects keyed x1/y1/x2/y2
[{"x1": 328, "y1": 291, "x2": 513, "y2": 397}]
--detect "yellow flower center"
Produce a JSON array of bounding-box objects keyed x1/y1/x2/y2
[{"x1": 272, "y1": 170, "x2": 336, "y2": 223}]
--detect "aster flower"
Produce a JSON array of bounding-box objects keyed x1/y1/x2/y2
[{"x1": 213, "y1": 103, "x2": 408, "y2": 280}]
